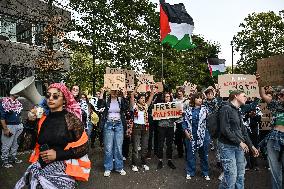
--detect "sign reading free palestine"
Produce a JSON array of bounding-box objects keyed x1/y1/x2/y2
[{"x1": 152, "y1": 102, "x2": 183, "y2": 120}]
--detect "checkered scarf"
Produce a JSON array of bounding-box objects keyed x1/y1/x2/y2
[{"x1": 1, "y1": 97, "x2": 23, "y2": 114}]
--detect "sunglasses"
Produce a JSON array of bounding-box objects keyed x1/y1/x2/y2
[{"x1": 45, "y1": 93, "x2": 63, "y2": 100}]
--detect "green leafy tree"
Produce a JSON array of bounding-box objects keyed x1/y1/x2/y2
[
  {"x1": 233, "y1": 11, "x2": 284, "y2": 74},
  {"x1": 146, "y1": 35, "x2": 220, "y2": 90},
  {"x1": 66, "y1": 50, "x2": 110, "y2": 93},
  {"x1": 69, "y1": 0, "x2": 159, "y2": 93}
]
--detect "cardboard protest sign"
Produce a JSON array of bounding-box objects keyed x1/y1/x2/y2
[
  {"x1": 257, "y1": 55, "x2": 284, "y2": 86},
  {"x1": 155, "y1": 82, "x2": 164, "y2": 93},
  {"x1": 137, "y1": 74, "x2": 154, "y2": 92},
  {"x1": 104, "y1": 74, "x2": 125, "y2": 90},
  {"x1": 106, "y1": 67, "x2": 135, "y2": 91},
  {"x1": 124, "y1": 70, "x2": 135, "y2": 91},
  {"x1": 184, "y1": 82, "x2": 197, "y2": 95},
  {"x1": 218, "y1": 74, "x2": 260, "y2": 98},
  {"x1": 152, "y1": 102, "x2": 183, "y2": 120},
  {"x1": 259, "y1": 103, "x2": 272, "y2": 130},
  {"x1": 106, "y1": 67, "x2": 124, "y2": 74}
]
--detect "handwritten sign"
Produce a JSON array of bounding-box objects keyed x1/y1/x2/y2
[
  {"x1": 152, "y1": 102, "x2": 183, "y2": 120},
  {"x1": 137, "y1": 74, "x2": 154, "y2": 92},
  {"x1": 259, "y1": 103, "x2": 272, "y2": 130},
  {"x1": 106, "y1": 67, "x2": 124, "y2": 74},
  {"x1": 218, "y1": 74, "x2": 260, "y2": 98},
  {"x1": 184, "y1": 82, "x2": 197, "y2": 95},
  {"x1": 104, "y1": 74, "x2": 125, "y2": 90},
  {"x1": 155, "y1": 82, "x2": 164, "y2": 93},
  {"x1": 106, "y1": 67, "x2": 135, "y2": 91},
  {"x1": 257, "y1": 55, "x2": 284, "y2": 86}
]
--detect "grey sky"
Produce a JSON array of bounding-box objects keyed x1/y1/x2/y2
[{"x1": 153, "y1": 0, "x2": 284, "y2": 66}]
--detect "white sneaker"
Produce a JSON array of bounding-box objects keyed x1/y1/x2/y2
[
  {"x1": 142, "y1": 164, "x2": 150, "y2": 171},
  {"x1": 138, "y1": 146, "x2": 141, "y2": 151},
  {"x1": 119, "y1": 169, "x2": 126, "y2": 176},
  {"x1": 123, "y1": 157, "x2": 126, "y2": 161},
  {"x1": 218, "y1": 172, "x2": 224, "y2": 181},
  {"x1": 186, "y1": 174, "x2": 191, "y2": 180},
  {"x1": 132, "y1": 165, "x2": 138, "y2": 172},
  {"x1": 204, "y1": 176, "x2": 211, "y2": 181},
  {"x1": 2, "y1": 163, "x2": 13, "y2": 168},
  {"x1": 104, "y1": 170, "x2": 111, "y2": 177}
]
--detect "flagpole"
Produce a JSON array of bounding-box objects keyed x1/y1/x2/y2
[{"x1": 161, "y1": 45, "x2": 164, "y2": 80}]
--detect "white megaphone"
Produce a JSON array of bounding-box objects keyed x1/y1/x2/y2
[{"x1": 10, "y1": 76, "x2": 44, "y2": 105}]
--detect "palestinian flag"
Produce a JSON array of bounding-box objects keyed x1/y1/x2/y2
[
  {"x1": 207, "y1": 58, "x2": 226, "y2": 77},
  {"x1": 160, "y1": 0, "x2": 196, "y2": 50}
]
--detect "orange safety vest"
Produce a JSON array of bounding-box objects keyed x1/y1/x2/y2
[{"x1": 29, "y1": 115, "x2": 91, "y2": 181}]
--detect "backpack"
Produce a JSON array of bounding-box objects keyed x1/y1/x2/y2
[{"x1": 207, "y1": 106, "x2": 222, "y2": 139}]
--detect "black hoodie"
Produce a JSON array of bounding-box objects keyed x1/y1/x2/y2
[{"x1": 219, "y1": 102, "x2": 253, "y2": 149}]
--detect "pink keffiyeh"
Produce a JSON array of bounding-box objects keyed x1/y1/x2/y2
[
  {"x1": 48, "y1": 83, "x2": 82, "y2": 120},
  {"x1": 2, "y1": 97, "x2": 23, "y2": 114}
]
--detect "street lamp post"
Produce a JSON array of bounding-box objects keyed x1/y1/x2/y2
[{"x1": 230, "y1": 41, "x2": 234, "y2": 74}]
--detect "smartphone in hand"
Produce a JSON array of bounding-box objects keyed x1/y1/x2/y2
[
  {"x1": 40, "y1": 144, "x2": 49, "y2": 152},
  {"x1": 39, "y1": 144, "x2": 49, "y2": 168}
]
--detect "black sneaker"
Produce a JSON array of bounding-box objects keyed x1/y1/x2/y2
[
  {"x1": 157, "y1": 161, "x2": 163, "y2": 169},
  {"x1": 167, "y1": 160, "x2": 176, "y2": 169}
]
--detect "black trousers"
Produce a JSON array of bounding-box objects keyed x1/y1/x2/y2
[
  {"x1": 246, "y1": 129, "x2": 259, "y2": 169},
  {"x1": 175, "y1": 122, "x2": 185, "y2": 156},
  {"x1": 122, "y1": 136, "x2": 131, "y2": 158},
  {"x1": 158, "y1": 126, "x2": 174, "y2": 159},
  {"x1": 148, "y1": 120, "x2": 159, "y2": 155}
]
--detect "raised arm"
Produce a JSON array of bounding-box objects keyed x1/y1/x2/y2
[
  {"x1": 130, "y1": 86, "x2": 137, "y2": 108},
  {"x1": 146, "y1": 86, "x2": 155, "y2": 106},
  {"x1": 256, "y1": 74, "x2": 272, "y2": 104}
]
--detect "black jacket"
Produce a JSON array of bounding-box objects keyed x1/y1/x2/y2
[
  {"x1": 219, "y1": 102, "x2": 253, "y2": 148},
  {"x1": 97, "y1": 96, "x2": 129, "y2": 131}
]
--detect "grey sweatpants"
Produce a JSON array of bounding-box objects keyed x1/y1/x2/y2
[{"x1": 1, "y1": 124, "x2": 23, "y2": 162}]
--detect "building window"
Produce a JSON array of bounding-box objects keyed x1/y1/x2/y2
[
  {"x1": 0, "y1": 16, "x2": 17, "y2": 42},
  {"x1": 0, "y1": 15, "x2": 33, "y2": 44},
  {"x1": 16, "y1": 20, "x2": 32, "y2": 45},
  {"x1": 35, "y1": 22, "x2": 46, "y2": 46}
]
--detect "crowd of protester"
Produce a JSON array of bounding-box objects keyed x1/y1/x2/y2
[{"x1": 0, "y1": 74, "x2": 283, "y2": 189}]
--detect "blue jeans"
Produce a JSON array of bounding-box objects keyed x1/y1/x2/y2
[
  {"x1": 218, "y1": 142, "x2": 246, "y2": 189},
  {"x1": 185, "y1": 132, "x2": 210, "y2": 176},
  {"x1": 103, "y1": 120, "x2": 124, "y2": 171},
  {"x1": 266, "y1": 130, "x2": 284, "y2": 189}
]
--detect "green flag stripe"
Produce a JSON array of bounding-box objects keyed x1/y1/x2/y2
[{"x1": 161, "y1": 34, "x2": 196, "y2": 50}]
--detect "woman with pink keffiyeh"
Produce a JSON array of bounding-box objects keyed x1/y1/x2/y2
[{"x1": 15, "y1": 83, "x2": 90, "y2": 189}]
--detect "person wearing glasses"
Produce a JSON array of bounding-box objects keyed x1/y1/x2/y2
[
  {"x1": 0, "y1": 93, "x2": 23, "y2": 168},
  {"x1": 257, "y1": 75, "x2": 284, "y2": 189},
  {"x1": 15, "y1": 83, "x2": 90, "y2": 189}
]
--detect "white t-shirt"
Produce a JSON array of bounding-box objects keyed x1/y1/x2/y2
[
  {"x1": 108, "y1": 99, "x2": 121, "y2": 120},
  {"x1": 134, "y1": 111, "x2": 145, "y2": 124},
  {"x1": 133, "y1": 104, "x2": 147, "y2": 124}
]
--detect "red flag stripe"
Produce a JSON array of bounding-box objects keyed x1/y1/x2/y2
[{"x1": 160, "y1": 4, "x2": 171, "y2": 41}]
